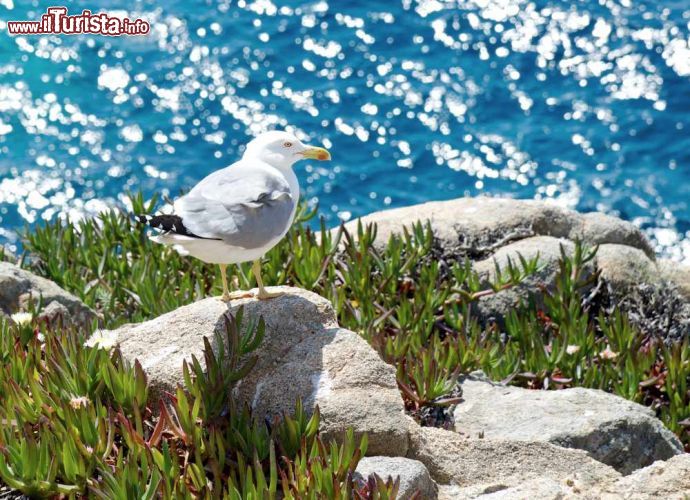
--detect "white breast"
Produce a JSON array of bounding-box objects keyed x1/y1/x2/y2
[{"x1": 281, "y1": 166, "x2": 300, "y2": 224}]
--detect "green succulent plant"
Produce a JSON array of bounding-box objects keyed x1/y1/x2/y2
[
  {"x1": 0, "y1": 192, "x2": 687, "y2": 497},
  {"x1": 0, "y1": 305, "x2": 395, "y2": 498}
]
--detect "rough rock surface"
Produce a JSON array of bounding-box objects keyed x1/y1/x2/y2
[
  {"x1": 407, "y1": 426, "x2": 620, "y2": 493},
  {"x1": 439, "y1": 478, "x2": 591, "y2": 499},
  {"x1": 437, "y1": 455, "x2": 690, "y2": 499},
  {"x1": 658, "y1": 259, "x2": 690, "y2": 302},
  {"x1": 596, "y1": 244, "x2": 659, "y2": 292},
  {"x1": 599, "y1": 453, "x2": 690, "y2": 499},
  {"x1": 112, "y1": 286, "x2": 409, "y2": 457},
  {"x1": 354, "y1": 456, "x2": 437, "y2": 499},
  {"x1": 453, "y1": 372, "x2": 683, "y2": 474},
  {"x1": 0, "y1": 262, "x2": 96, "y2": 326},
  {"x1": 341, "y1": 197, "x2": 654, "y2": 258}
]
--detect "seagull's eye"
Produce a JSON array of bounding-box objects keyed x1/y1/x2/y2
[{"x1": 283, "y1": 141, "x2": 293, "y2": 148}]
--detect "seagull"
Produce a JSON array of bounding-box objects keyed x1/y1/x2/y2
[{"x1": 137, "y1": 130, "x2": 331, "y2": 301}]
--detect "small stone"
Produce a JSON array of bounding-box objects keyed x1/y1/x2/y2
[
  {"x1": 37, "y1": 301, "x2": 72, "y2": 325},
  {"x1": 355, "y1": 456, "x2": 437, "y2": 499},
  {"x1": 0, "y1": 262, "x2": 96, "y2": 327}
]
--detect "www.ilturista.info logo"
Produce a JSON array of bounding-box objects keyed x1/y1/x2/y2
[{"x1": 7, "y1": 7, "x2": 150, "y2": 36}]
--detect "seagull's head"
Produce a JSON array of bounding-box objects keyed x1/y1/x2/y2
[{"x1": 243, "y1": 131, "x2": 331, "y2": 169}]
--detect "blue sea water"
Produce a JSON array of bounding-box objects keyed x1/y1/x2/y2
[{"x1": 0, "y1": 0, "x2": 689, "y2": 262}]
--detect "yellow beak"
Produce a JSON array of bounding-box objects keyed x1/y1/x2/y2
[{"x1": 300, "y1": 146, "x2": 331, "y2": 161}]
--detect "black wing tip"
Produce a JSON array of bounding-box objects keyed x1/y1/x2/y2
[{"x1": 134, "y1": 213, "x2": 219, "y2": 240}]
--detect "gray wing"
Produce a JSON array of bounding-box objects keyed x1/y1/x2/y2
[{"x1": 174, "y1": 161, "x2": 296, "y2": 249}]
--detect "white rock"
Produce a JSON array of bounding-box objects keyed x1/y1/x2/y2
[
  {"x1": 355, "y1": 456, "x2": 437, "y2": 499},
  {"x1": 112, "y1": 287, "x2": 410, "y2": 456}
]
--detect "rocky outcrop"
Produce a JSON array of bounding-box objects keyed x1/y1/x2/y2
[
  {"x1": 0, "y1": 262, "x2": 96, "y2": 326},
  {"x1": 341, "y1": 197, "x2": 690, "y2": 333},
  {"x1": 354, "y1": 456, "x2": 437, "y2": 499},
  {"x1": 453, "y1": 372, "x2": 683, "y2": 474},
  {"x1": 111, "y1": 287, "x2": 410, "y2": 457},
  {"x1": 105, "y1": 280, "x2": 687, "y2": 499}
]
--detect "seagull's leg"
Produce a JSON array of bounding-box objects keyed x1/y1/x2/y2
[
  {"x1": 219, "y1": 263, "x2": 254, "y2": 301},
  {"x1": 252, "y1": 260, "x2": 283, "y2": 300},
  {"x1": 219, "y1": 264, "x2": 231, "y2": 302}
]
